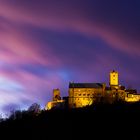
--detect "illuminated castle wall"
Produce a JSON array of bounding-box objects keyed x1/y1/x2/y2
[
  {"x1": 45, "y1": 89, "x2": 64, "y2": 110},
  {"x1": 68, "y1": 83, "x2": 105, "y2": 108},
  {"x1": 68, "y1": 70, "x2": 118, "y2": 108}
]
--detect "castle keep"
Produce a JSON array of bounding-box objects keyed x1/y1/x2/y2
[{"x1": 68, "y1": 83, "x2": 105, "y2": 108}]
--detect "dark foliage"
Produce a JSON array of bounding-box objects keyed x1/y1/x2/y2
[{"x1": 0, "y1": 101, "x2": 140, "y2": 140}]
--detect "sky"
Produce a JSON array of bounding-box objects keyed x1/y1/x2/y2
[{"x1": 0, "y1": 0, "x2": 140, "y2": 117}]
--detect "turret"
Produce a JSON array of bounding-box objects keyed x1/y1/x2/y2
[{"x1": 53, "y1": 89, "x2": 61, "y2": 101}]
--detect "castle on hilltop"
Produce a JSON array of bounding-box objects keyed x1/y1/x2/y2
[{"x1": 45, "y1": 70, "x2": 140, "y2": 110}]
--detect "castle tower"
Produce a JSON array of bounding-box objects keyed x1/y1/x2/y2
[
  {"x1": 53, "y1": 89, "x2": 61, "y2": 101},
  {"x1": 110, "y1": 70, "x2": 119, "y2": 89}
]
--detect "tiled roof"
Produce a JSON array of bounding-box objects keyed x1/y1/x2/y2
[{"x1": 69, "y1": 83, "x2": 103, "y2": 88}]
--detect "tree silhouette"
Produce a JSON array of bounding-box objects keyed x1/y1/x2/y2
[{"x1": 28, "y1": 103, "x2": 41, "y2": 114}]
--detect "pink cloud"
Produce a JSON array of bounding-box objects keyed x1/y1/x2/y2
[
  {"x1": 0, "y1": 0, "x2": 139, "y2": 56},
  {"x1": 0, "y1": 20, "x2": 61, "y2": 66}
]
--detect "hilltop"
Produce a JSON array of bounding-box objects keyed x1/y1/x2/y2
[{"x1": 0, "y1": 101, "x2": 140, "y2": 140}]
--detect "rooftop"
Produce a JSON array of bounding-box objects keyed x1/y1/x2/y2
[{"x1": 69, "y1": 83, "x2": 103, "y2": 88}]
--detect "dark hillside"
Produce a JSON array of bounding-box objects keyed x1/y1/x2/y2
[{"x1": 0, "y1": 102, "x2": 140, "y2": 140}]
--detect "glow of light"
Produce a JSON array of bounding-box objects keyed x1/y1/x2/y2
[
  {"x1": 125, "y1": 96, "x2": 140, "y2": 102},
  {"x1": 0, "y1": 77, "x2": 23, "y2": 91}
]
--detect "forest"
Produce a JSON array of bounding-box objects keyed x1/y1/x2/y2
[{"x1": 0, "y1": 101, "x2": 140, "y2": 140}]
